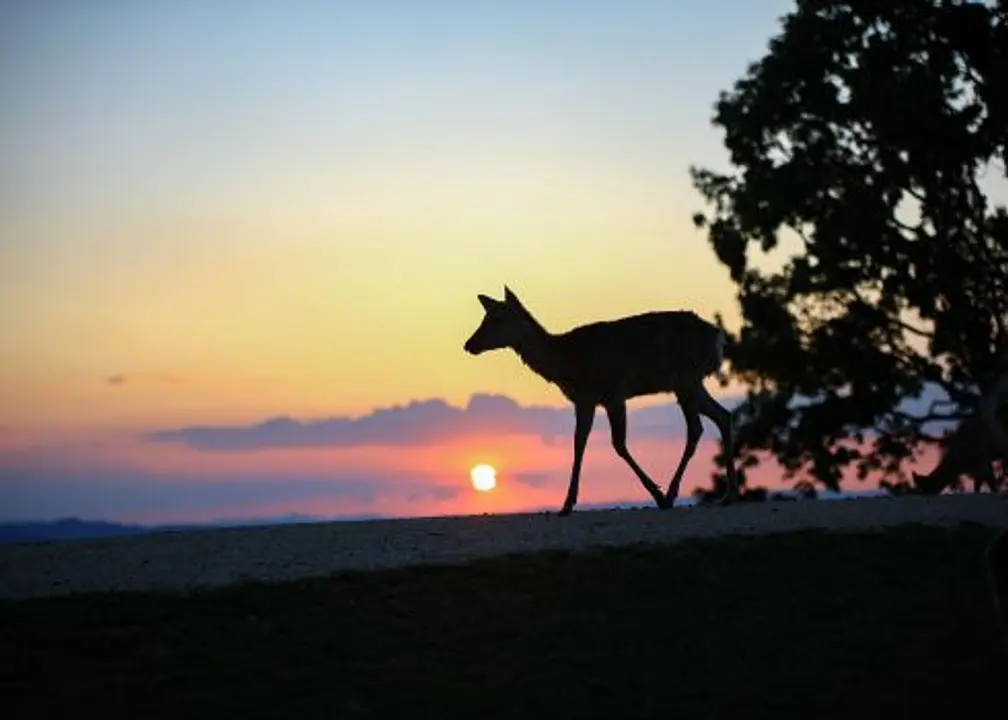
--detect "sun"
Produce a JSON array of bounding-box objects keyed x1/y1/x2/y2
[{"x1": 470, "y1": 463, "x2": 497, "y2": 492}]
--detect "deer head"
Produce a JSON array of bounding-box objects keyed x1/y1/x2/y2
[{"x1": 463, "y1": 286, "x2": 539, "y2": 355}]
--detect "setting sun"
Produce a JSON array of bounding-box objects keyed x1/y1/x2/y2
[{"x1": 470, "y1": 464, "x2": 497, "y2": 492}]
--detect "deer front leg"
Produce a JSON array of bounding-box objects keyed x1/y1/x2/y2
[
  {"x1": 559, "y1": 402, "x2": 595, "y2": 516},
  {"x1": 604, "y1": 400, "x2": 666, "y2": 509}
]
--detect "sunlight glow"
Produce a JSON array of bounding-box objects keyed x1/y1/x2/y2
[{"x1": 470, "y1": 463, "x2": 497, "y2": 492}]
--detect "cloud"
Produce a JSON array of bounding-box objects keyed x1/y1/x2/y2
[
  {"x1": 144, "y1": 393, "x2": 750, "y2": 452},
  {"x1": 141, "y1": 380, "x2": 964, "y2": 455}
]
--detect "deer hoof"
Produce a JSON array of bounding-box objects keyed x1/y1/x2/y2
[{"x1": 557, "y1": 505, "x2": 573, "y2": 517}]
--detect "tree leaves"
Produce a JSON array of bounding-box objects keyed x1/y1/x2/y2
[{"x1": 691, "y1": 0, "x2": 1008, "y2": 492}]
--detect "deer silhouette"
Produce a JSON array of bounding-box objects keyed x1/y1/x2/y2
[{"x1": 463, "y1": 286, "x2": 738, "y2": 515}]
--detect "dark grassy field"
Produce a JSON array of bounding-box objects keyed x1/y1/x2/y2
[{"x1": 2, "y1": 522, "x2": 1005, "y2": 719}]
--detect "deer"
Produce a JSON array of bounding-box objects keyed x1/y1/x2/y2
[{"x1": 463, "y1": 286, "x2": 738, "y2": 516}]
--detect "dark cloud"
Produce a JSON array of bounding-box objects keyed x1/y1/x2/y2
[
  {"x1": 144, "y1": 394, "x2": 558, "y2": 451},
  {"x1": 144, "y1": 393, "x2": 750, "y2": 452}
]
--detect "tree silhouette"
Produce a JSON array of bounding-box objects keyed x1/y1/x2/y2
[{"x1": 690, "y1": 0, "x2": 1008, "y2": 493}]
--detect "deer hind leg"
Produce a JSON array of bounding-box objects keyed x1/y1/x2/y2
[
  {"x1": 666, "y1": 394, "x2": 703, "y2": 504},
  {"x1": 695, "y1": 385, "x2": 738, "y2": 505},
  {"x1": 559, "y1": 402, "x2": 595, "y2": 516},
  {"x1": 603, "y1": 400, "x2": 666, "y2": 509}
]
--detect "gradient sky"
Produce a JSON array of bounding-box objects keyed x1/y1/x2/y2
[{"x1": 0, "y1": 0, "x2": 966, "y2": 524}]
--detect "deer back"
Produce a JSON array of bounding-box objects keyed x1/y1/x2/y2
[{"x1": 549, "y1": 311, "x2": 724, "y2": 401}]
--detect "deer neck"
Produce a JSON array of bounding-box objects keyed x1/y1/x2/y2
[{"x1": 511, "y1": 324, "x2": 565, "y2": 386}]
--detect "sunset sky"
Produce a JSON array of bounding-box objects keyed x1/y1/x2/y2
[{"x1": 0, "y1": 0, "x2": 968, "y2": 525}]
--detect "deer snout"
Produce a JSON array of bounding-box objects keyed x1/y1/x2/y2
[{"x1": 464, "y1": 333, "x2": 489, "y2": 355}]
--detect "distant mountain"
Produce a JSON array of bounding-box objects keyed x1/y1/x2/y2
[
  {"x1": 0, "y1": 517, "x2": 151, "y2": 546},
  {"x1": 0, "y1": 513, "x2": 342, "y2": 547}
]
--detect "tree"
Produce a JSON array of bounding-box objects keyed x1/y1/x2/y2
[{"x1": 690, "y1": 0, "x2": 1008, "y2": 493}]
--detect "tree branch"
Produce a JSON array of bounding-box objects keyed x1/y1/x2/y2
[{"x1": 890, "y1": 316, "x2": 934, "y2": 340}]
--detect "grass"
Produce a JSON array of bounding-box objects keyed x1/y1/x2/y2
[{"x1": 2, "y1": 523, "x2": 1005, "y2": 719}]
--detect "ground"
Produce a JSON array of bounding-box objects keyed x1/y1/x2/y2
[{"x1": 1, "y1": 495, "x2": 1006, "y2": 718}]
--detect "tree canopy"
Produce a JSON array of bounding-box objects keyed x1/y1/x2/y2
[{"x1": 690, "y1": 0, "x2": 1008, "y2": 493}]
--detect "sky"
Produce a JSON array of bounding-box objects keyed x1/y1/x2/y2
[{"x1": 0, "y1": 0, "x2": 973, "y2": 525}]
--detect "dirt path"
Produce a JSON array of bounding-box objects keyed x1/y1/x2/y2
[{"x1": 1, "y1": 494, "x2": 1006, "y2": 600}]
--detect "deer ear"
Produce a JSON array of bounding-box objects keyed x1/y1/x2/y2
[
  {"x1": 503, "y1": 285, "x2": 520, "y2": 306},
  {"x1": 477, "y1": 294, "x2": 498, "y2": 312}
]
